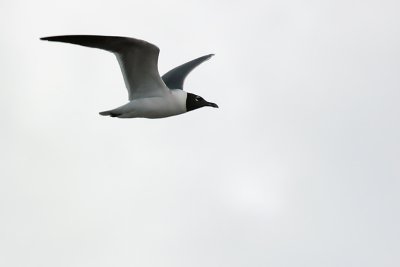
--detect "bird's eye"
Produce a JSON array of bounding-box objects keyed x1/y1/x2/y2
[{"x1": 195, "y1": 97, "x2": 200, "y2": 102}]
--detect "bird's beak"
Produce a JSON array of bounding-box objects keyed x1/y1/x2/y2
[{"x1": 207, "y1": 102, "x2": 219, "y2": 108}]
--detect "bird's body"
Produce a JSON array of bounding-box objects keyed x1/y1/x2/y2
[
  {"x1": 100, "y1": 89, "x2": 187, "y2": 118},
  {"x1": 40, "y1": 35, "x2": 218, "y2": 119}
]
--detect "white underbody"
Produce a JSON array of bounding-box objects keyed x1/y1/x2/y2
[{"x1": 103, "y1": 89, "x2": 187, "y2": 118}]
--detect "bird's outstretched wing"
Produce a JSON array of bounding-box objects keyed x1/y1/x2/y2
[
  {"x1": 162, "y1": 54, "x2": 214, "y2": 90},
  {"x1": 41, "y1": 35, "x2": 169, "y2": 100}
]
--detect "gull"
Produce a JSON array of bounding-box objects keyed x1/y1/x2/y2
[{"x1": 40, "y1": 35, "x2": 218, "y2": 118}]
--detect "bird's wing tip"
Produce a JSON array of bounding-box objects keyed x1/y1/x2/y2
[
  {"x1": 203, "y1": 54, "x2": 215, "y2": 61},
  {"x1": 40, "y1": 36, "x2": 53, "y2": 41}
]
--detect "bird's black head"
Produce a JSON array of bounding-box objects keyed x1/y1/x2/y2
[{"x1": 186, "y1": 93, "x2": 218, "y2": 112}]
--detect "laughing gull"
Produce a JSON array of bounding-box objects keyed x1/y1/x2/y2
[{"x1": 40, "y1": 35, "x2": 218, "y2": 118}]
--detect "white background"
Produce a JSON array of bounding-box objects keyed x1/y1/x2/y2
[{"x1": 0, "y1": 0, "x2": 399, "y2": 266}]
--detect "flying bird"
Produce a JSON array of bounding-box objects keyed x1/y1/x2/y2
[{"x1": 40, "y1": 35, "x2": 218, "y2": 118}]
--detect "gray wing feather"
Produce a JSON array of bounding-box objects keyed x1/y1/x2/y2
[
  {"x1": 41, "y1": 35, "x2": 169, "y2": 100},
  {"x1": 162, "y1": 54, "x2": 214, "y2": 90}
]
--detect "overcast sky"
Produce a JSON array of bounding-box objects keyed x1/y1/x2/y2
[{"x1": 1, "y1": 0, "x2": 399, "y2": 266}]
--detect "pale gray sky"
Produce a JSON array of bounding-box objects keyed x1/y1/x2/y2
[{"x1": 1, "y1": 0, "x2": 399, "y2": 266}]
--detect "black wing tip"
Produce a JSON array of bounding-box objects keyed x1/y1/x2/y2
[
  {"x1": 40, "y1": 35, "x2": 88, "y2": 41},
  {"x1": 202, "y1": 54, "x2": 215, "y2": 61},
  {"x1": 40, "y1": 36, "x2": 61, "y2": 41}
]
